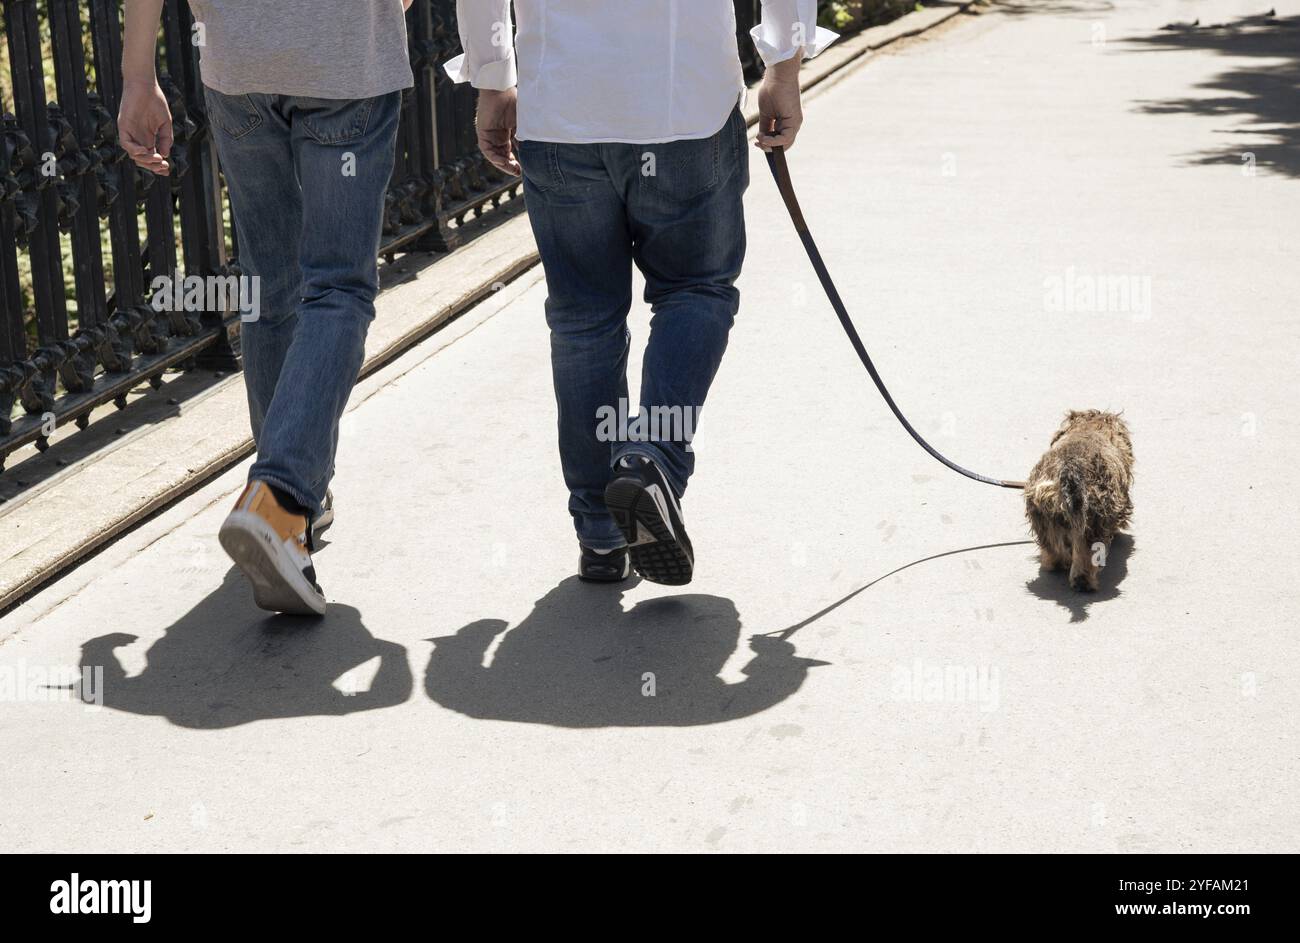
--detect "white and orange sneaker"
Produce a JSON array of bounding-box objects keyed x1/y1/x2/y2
[{"x1": 218, "y1": 481, "x2": 326, "y2": 615}]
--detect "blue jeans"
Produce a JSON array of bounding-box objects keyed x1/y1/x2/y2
[
  {"x1": 203, "y1": 87, "x2": 401, "y2": 520},
  {"x1": 518, "y1": 106, "x2": 749, "y2": 551}
]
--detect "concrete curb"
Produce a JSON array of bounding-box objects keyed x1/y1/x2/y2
[{"x1": 0, "y1": 2, "x2": 972, "y2": 614}]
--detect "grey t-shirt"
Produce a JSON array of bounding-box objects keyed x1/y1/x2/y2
[{"x1": 188, "y1": 0, "x2": 414, "y2": 99}]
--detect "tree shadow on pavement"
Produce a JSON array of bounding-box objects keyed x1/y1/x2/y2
[
  {"x1": 991, "y1": 0, "x2": 1117, "y2": 17},
  {"x1": 78, "y1": 566, "x2": 412, "y2": 728},
  {"x1": 423, "y1": 577, "x2": 827, "y2": 727},
  {"x1": 1024, "y1": 532, "x2": 1135, "y2": 624},
  {"x1": 1120, "y1": 14, "x2": 1300, "y2": 178}
]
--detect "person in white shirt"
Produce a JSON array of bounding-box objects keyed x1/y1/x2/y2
[{"x1": 448, "y1": 1, "x2": 836, "y2": 586}]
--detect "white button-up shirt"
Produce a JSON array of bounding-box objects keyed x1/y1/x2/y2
[{"x1": 446, "y1": 1, "x2": 837, "y2": 144}]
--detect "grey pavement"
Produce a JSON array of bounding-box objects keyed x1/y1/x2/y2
[{"x1": 1, "y1": 0, "x2": 1297, "y2": 852}]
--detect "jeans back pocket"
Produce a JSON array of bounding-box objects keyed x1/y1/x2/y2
[
  {"x1": 517, "y1": 140, "x2": 566, "y2": 192},
  {"x1": 204, "y1": 87, "x2": 263, "y2": 140},
  {"x1": 298, "y1": 96, "x2": 379, "y2": 147},
  {"x1": 638, "y1": 127, "x2": 724, "y2": 202}
]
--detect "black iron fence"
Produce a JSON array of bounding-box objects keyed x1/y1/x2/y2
[{"x1": 0, "y1": 1, "x2": 775, "y2": 473}]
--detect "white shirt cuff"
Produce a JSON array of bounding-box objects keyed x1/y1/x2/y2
[
  {"x1": 749, "y1": 24, "x2": 840, "y2": 67},
  {"x1": 444, "y1": 53, "x2": 518, "y2": 91}
]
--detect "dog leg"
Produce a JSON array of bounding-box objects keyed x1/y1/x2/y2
[
  {"x1": 1068, "y1": 528, "x2": 1099, "y2": 592},
  {"x1": 1038, "y1": 524, "x2": 1071, "y2": 571}
]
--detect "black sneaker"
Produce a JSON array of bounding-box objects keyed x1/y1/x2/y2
[
  {"x1": 578, "y1": 544, "x2": 631, "y2": 583},
  {"x1": 603, "y1": 454, "x2": 694, "y2": 585}
]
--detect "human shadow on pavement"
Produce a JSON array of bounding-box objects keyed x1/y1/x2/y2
[
  {"x1": 1025, "y1": 532, "x2": 1134, "y2": 624},
  {"x1": 78, "y1": 567, "x2": 412, "y2": 728},
  {"x1": 424, "y1": 577, "x2": 827, "y2": 727}
]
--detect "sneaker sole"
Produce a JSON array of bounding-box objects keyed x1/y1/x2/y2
[
  {"x1": 604, "y1": 478, "x2": 693, "y2": 585},
  {"x1": 578, "y1": 571, "x2": 630, "y2": 584},
  {"x1": 578, "y1": 554, "x2": 631, "y2": 583},
  {"x1": 219, "y1": 512, "x2": 326, "y2": 616}
]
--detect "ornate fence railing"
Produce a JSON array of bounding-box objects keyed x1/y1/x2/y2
[{"x1": 0, "y1": 1, "x2": 773, "y2": 474}]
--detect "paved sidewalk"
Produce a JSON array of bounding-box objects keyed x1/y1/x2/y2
[{"x1": 2, "y1": 0, "x2": 1297, "y2": 852}]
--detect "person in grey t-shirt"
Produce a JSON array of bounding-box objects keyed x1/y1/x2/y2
[
  {"x1": 187, "y1": 0, "x2": 414, "y2": 99},
  {"x1": 118, "y1": 1, "x2": 415, "y2": 616}
]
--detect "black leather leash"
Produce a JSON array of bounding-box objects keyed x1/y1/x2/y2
[{"x1": 765, "y1": 144, "x2": 1026, "y2": 490}]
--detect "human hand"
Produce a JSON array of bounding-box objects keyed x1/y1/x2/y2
[
  {"x1": 755, "y1": 55, "x2": 804, "y2": 153},
  {"x1": 476, "y1": 87, "x2": 519, "y2": 175},
  {"x1": 118, "y1": 78, "x2": 173, "y2": 175}
]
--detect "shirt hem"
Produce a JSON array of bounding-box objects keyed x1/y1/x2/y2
[
  {"x1": 200, "y1": 72, "x2": 414, "y2": 101},
  {"x1": 517, "y1": 90, "x2": 742, "y2": 145}
]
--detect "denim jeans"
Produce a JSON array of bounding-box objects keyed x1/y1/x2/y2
[
  {"x1": 518, "y1": 106, "x2": 749, "y2": 551},
  {"x1": 203, "y1": 87, "x2": 401, "y2": 520}
]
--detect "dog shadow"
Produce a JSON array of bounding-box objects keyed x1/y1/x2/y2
[
  {"x1": 77, "y1": 566, "x2": 412, "y2": 728},
  {"x1": 423, "y1": 576, "x2": 828, "y2": 727},
  {"x1": 1024, "y1": 533, "x2": 1135, "y2": 623}
]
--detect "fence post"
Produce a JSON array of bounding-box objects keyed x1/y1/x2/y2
[
  {"x1": 46, "y1": 0, "x2": 107, "y2": 398},
  {"x1": 4, "y1": 0, "x2": 71, "y2": 422},
  {"x1": 88, "y1": 0, "x2": 151, "y2": 378},
  {"x1": 161, "y1": 0, "x2": 240, "y2": 369},
  {"x1": 736, "y1": 1, "x2": 765, "y2": 85},
  {"x1": 0, "y1": 110, "x2": 30, "y2": 439},
  {"x1": 415, "y1": 0, "x2": 465, "y2": 251}
]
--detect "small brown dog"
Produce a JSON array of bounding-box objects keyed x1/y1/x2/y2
[{"x1": 1024, "y1": 410, "x2": 1134, "y2": 591}]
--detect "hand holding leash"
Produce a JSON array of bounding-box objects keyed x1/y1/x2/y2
[{"x1": 756, "y1": 60, "x2": 805, "y2": 152}]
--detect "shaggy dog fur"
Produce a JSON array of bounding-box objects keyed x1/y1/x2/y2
[{"x1": 1024, "y1": 410, "x2": 1134, "y2": 591}]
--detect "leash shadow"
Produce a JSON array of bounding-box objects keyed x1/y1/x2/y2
[{"x1": 759, "y1": 539, "x2": 1037, "y2": 642}]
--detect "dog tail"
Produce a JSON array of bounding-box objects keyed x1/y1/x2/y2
[{"x1": 1059, "y1": 460, "x2": 1087, "y2": 526}]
